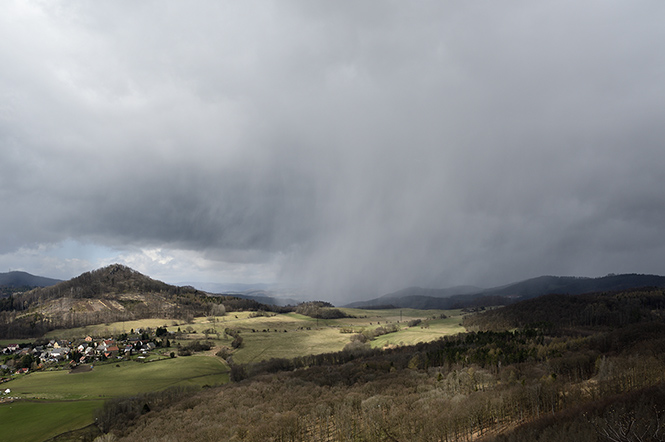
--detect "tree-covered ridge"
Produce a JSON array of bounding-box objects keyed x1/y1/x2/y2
[
  {"x1": 463, "y1": 287, "x2": 665, "y2": 331},
  {"x1": 349, "y1": 273, "x2": 665, "y2": 310}
]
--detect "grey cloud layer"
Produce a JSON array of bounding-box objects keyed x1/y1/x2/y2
[{"x1": 2, "y1": 1, "x2": 665, "y2": 300}]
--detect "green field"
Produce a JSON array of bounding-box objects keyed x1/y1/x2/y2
[
  {"x1": 43, "y1": 318, "x2": 182, "y2": 340},
  {"x1": 0, "y1": 399, "x2": 100, "y2": 442},
  {"x1": 187, "y1": 308, "x2": 466, "y2": 363},
  {"x1": 0, "y1": 339, "x2": 33, "y2": 347},
  {"x1": 6, "y1": 356, "x2": 228, "y2": 400},
  {"x1": 143, "y1": 308, "x2": 466, "y2": 363},
  {"x1": 1, "y1": 356, "x2": 228, "y2": 441}
]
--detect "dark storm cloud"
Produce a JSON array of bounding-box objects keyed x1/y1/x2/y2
[{"x1": 1, "y1": 1, "x2": 665, "y2": 301}]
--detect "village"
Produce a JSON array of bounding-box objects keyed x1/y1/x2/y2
[{"x1": 0, "y1": 326, "x2": 175, "y2": 381}]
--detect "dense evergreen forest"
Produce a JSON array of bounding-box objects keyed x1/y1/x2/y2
[{"x1": 94, "y1": 287, "x2": 665, "y2": 441}]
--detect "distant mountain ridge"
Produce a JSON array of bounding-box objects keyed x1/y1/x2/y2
[
  {"x1": 0, "y1": 270, "x2": 62, "y2": 288},
  {"x1": 181, "y1": 281, "x2": 302, "y2": 306},
  {"x1": 344, "y1": 274, "x2": 665, "y2": 309}
]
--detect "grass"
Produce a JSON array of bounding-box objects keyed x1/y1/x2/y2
[
  {"x1": 7, "y1": 356, "x2": 228, "y2": 400},
  {"x1": 0, "y1": 339, "x2": 32, "y2": 347},
  {"x1": 195, "y1": 309, "x2": 466, "y2": 363},
  {"x1": 43, "y1": 318, "x2": 183, "y2": 339},
  {"x1": 0, "y1": 399, "x2": 100, "y2": 442},
  {"x1": 232, "y1": 323, "x2": 351, "y2": 364},
  {"x1": 2, "y1": 355, "x2": 228, "y2": 441},
  {"x1": 370, "y1": 317, "x2": 466, "y2": 348}
]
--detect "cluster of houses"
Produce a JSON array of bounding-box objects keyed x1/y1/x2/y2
[{"x1": 1, "y1": 334, "x2": 161, "y2": 375}]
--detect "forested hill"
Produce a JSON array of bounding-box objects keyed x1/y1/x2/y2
[
  {"x1": 0, "y1": 264, "x2": 225, "y2": 338},
  {"x1": 0, "y1": 264, "x2": 295, "y2": 338},
  {"x1": 463, "y1": 287, "x2": 665, "y2": 331},
  {"x1": 346, "y1": 273, "x2": 665, "y2": 309},
  {"x1": 8, "y1": 264, "x2": 202, "y2": 312},
  {"x1": 480, "y1": 273, "x2": 665, "y2": 298}
]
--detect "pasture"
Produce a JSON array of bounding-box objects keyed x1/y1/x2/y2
[
  {"x1": 43, "y1": 308, "x2": 466, "y2": 364},
  {"x1": 6, "y1": 356, "x2": 228, "y2": 401},
  {"x1": 1, "y1": 356, "x2": 228, "y2": 441},
  {"x1": 0, "y1": 399, "x2": 99, "y2": 442},
  {"x1": 43, "y1": 318, "x2": 182, "y2": 340},
  {"x1": 168, "y1": 308, "x2": 466, "y2": 363}
]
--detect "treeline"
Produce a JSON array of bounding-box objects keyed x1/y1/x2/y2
[
  {"x1": 177, "y1": 340, "x2": 214, "y2": 356},
  {"x1": 295, "y1": 301, "x2": 347, "y2": 319},
  {"x1": 348, "y1": 323, "x2": 400, "y2": 345},
  {"x1": 210, "y1": 295, "x2": 292, "y2": 313}
]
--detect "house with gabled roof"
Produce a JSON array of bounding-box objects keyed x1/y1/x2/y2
[{"x1": 104, "y1": 345, "x2": 120, "y2": 359}]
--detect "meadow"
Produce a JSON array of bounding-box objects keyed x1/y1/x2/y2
[
  {"x1": 1, "y1": 356, "x2": 228, "y2": 441},
  {"x1": 6, "y1": 355, "x2": 228, "y2": 400},
  {"x1": 0, "y1": 399, "x2": 99, "y2": 441},
  {"x1": 158, "y1": 308, "x2": 465, "y2": 363}
]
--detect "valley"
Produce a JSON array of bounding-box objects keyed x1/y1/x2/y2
[
  {"x1": 1, "y1": 305, "x2": 462, "y2": 441},
  {"x1": 3, "y1": 266, "x2": 665, "y2": 441}
]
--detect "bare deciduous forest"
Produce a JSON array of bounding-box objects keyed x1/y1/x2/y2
[{"x1": 95, "y1": 288, "x2": 665, "y2": 441}]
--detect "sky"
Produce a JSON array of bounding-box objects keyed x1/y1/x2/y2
[{"x1": 1, "y1": 1, "x2": 665, "y2": 303}]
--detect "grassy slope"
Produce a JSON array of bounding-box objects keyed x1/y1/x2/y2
[
  {"x1": 1, "y1": 356, "x2": 228, "y2": 442},
  {"x1": 224, "y1": 309, "x2": 465, "y2": 363},
  {"x1": 0, "y1": 399, "x2": 99, "y2": 442},
  {"x1": 7, "y1": 356, "x2": 228, "y2": 400},
  {"x1": 144, "y1": 309, "x2": 465, "y2": 364},
  {"x1": 370, "y1": 317, "x2": 466, "y2": 348},
  {"x1": 43, "y1": 318, "x2": 182, "y2": 339}
]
